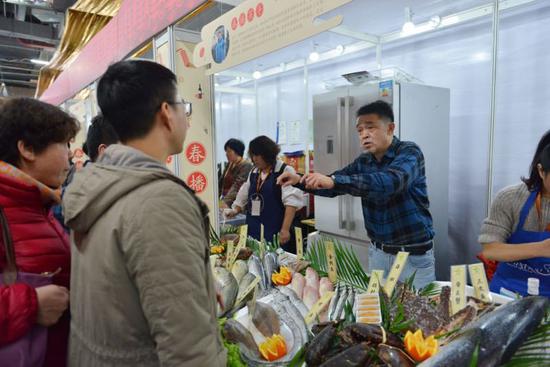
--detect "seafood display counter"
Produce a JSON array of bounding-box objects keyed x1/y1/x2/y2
[{"x1": 210, "y1": 227, "x2": 550, "y2": 367}]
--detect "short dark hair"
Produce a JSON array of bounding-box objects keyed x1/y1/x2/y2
[
  {"x1": 522, "y1": 130, "x2": 550, "y2": 191},
  {"x1": 97, "y1": 60, "x2": 178, "y2": 142},
  {"x1": 85, "y1": 115, "x2": 119, "y2": 162},
  {"x1": 224, "y1": 138, "x2": 245, "y2": 157},
  {"x1": 248, "y1": 136, "x2": 280, "y2": 167},
  {"x1": 0, "y1": 97, "x2": 79, "y2": 166},
  {"x1": 356, "y1": 100, "x2": 394, "y2": 122}
]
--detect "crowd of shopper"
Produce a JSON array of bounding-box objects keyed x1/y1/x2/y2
[{"x1": 0, "y1": 58, "x2": 548, "y2": 367}]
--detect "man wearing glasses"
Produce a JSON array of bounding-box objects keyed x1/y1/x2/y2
[{"x1": 62, "y1": 60, "x2": 226, "y2": 367}]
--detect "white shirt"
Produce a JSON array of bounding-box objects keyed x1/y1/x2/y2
[{"x1": 232, "y1": 160, "x2": 305, "y2": 210}]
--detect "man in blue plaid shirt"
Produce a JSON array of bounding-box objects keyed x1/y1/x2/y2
[{"x1": 278, "y1": 100, "x2": 435, "y2": 289}]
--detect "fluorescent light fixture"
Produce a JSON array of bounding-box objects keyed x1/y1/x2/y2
[
  {"x1": 308, "y1": 51, "x2": 320, "y2": 62},
  {"x1": 31, "y1": 59, "x2": 49, "y2": 65},
  {"x1": 252, "y1": 70, "x2": 262, "y2": 79},
  {"x1": 335, "y1": 44, "x2": 345, "y2": 54},
  {"x1": 442, "y1": 15, "x2": 460, "y2": 26},
  {"x1": 401, "y1": 7, "x2": 415, "y2": 36}
]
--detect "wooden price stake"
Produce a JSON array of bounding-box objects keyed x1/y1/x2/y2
[
  {"x1": 239, "y1": 224, "x2": 248, "y2": 247},
  {"x1": 260, "y1": 224, "x2": 264, "y2": 243},
  {"x1": 451, "y1": 265, "x2": 467, "y2": 315},
  {"x1": 325, "y1": 241, "x2": 338, "y2": 282},
  {"x1": 248, "y1": 282, "x2": 259, "y2": 321},
  {"x1": 305, "y1": 291, "x2": 334, "y2": 325},
  {"x1": 225, "y1": 240, "x2": 234, "y2": 270},
  {"x1": 295, "y1": 227, "x2": 304, "y2": 260},
  {"x1": 367, "y1": 270, "x2": 385, "y2": 295},
  {"x1": 383, "y1": 252, "x2": 409, "y2": 296},
  {"x1": 468, "y1": 263, "x2": 492, "y2": 303},
  {"x1": 227, "y1": 226, "x2": 248, "y2": 270},
  {"x1": 236, "y1": 276, "x2": 261, "y2": 308}
]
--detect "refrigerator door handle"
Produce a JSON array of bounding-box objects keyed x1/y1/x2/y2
[
  {"x1": 337, "y1": 97, "x2": 346, "y2": 230},
  {"x1": 344, "y1": 96, "x2": 355, "y2": 231}
]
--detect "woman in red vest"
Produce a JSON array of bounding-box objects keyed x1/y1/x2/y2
[{"x1": 0, "y1": 97, "x2": 78, "y2": 366}]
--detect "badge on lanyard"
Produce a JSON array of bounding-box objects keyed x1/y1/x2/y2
[{"x1": 251, "y1": 198, "x2": 261, "y2": 217}]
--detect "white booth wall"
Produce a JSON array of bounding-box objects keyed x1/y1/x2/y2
[{"x1": 214, "y1": 1, "x2": 550, "y2": 270}]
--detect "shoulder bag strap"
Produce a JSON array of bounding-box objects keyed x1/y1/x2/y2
[{"x1": 0, "y1": 207, "x2": 17, "y2": 284}]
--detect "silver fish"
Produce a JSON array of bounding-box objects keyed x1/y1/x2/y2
[
  {"x1": 213, "y1": 267, "x2": 238, "y2": 317},
  {"x1": 263, "y1": 252, "x2": 278, "y2": 288},
  {"x1": 248, "y1": 255, "x2": 267, "y2": 290},
  {"x1": 231, "y1": 272, "x2": 258, "y2": 312},
  {"x1": 419, "y1": 296, "x2": 550, "y2": 367},
  {"x1": 332, "y1": 285, "x2": 349, "y2": 321},
  {"x1": 231, "y1": 260, "x2": 248, "y2": 284},
  {"x1": 328, "y1": 284, "x2": 341, "y2": 321},
  {"x1": 248, "y1": 301, "x2": 280, "y2": 337},
  {"x1": 279, "y1": 286, "x2": 309, "y2": 318},
  {"x1": 223, "y1": 319, "x2": 259, "y2": 358},
  {"x1": 272, "y1": 290, "x2": 310, "y2": 341},
  {"x1": 346, "y1": 286, "x2": 356, "y2": 312}
]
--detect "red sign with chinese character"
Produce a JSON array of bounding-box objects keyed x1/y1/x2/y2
[
  {"x1": 185, "y1": 142, "x2": 206, "y2": 165},
  {"x1": 40, "y1": 0, "x2": 208, "y2": 105},
  {"x1": 187, "y1": 171, "x2": 207, "y2": 193}
]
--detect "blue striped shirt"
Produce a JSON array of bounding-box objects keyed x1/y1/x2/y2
[{"x1": 312, "y1": 136, "x2": 434, "y2": 246}]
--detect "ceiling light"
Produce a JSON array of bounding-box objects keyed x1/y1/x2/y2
[
  {"x1": 252, "y1": 70, "x2": 262, "y2": 79},
  {"x1": 401, "y1": 7, "x2": 415, "y2": 36},
  {"x1": 429, "y1": 15, "x2": 442, "y2": 28},
  {"x1": 308, "y1": 51, "x2": 320, "y2": 62},
  {"x1": 335, "y1": 44, "x2": 345, "y2": 54},
  {"x1": 31, "y1": 59, "x2": 49, "y2": 66}
]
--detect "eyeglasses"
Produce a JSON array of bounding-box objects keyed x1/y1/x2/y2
[{"x1": 167, "y1": 98, "x2": 192, "y2": 117}]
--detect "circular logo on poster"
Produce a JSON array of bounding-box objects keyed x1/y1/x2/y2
[
  {"x1": 211, "y1": 25, "x2": 230, "y2": 64},
  {"x1": 187, "y1": 172, "x2": 208, "y2": 194},
  {"x1": 185, "y1": 142, "x2": 206, "y2": 165}
]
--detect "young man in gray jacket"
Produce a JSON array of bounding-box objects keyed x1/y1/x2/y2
[{"x1": 63, "y1": 60, "x2": 227, "y2": 367}]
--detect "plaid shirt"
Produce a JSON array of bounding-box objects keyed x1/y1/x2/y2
[{"x1": 312, "y1": 136, "x2": 434, "y2": 246}]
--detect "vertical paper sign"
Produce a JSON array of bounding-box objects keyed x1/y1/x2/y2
[
  {"x1": 260, "y1": 224, "x2": 264, "y2": 243},
  {"x1": 295, "y1": 227, "x2": 304, "y2": 260},
  {"x1": 325, "y1": 241, "x2": 337, "y2": 282},
  {"x1": 305, "y1": 291, "x2": 334, "y2": 325},
  {"x1": 451, "y1": 265, "x2": 467, "y2": 315},
  {"x1": 239, "y1": 225, "x2": 248, "y2": 246},
  {"x1": 367, "y1": 270, "x2": 384, "y2": 295},
  {"x1": 225, "y1": 240, "x2": 235, "y2": 270},
  {"x1": 468, "y1": 263, "x2": 492, "y2": 303},
  {"x1": 383, "y1": 252, "x2": 409, "y2": 296}
]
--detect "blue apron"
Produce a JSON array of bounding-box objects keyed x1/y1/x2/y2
[
  {"x1": 490, "y1": 190, "x2": 550, "y2": 297},
  {"x1": 246, "y1": 163, "x2": 296, "y2": 253}
]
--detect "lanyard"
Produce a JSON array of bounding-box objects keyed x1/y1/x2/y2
[
  {"x1": 223, "y1": 158, "x2": 242, "y2": 180},
  {"x1": 255, "y1": 168, "x2": 271, "y2": 193},
  {"x1": 535, "y1": 191, "x2": 550, "y2": 232}
]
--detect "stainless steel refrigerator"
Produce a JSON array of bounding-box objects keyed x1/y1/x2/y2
[{"x1": 311, "y1": 80, "x2": 451, "y2": 279}]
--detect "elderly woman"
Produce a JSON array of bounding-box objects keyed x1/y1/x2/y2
[
  {"x1": 225, "y1": 136, "x2": 304, "y2": 253},
  {"x1": 0, "y1": 98, "x2": 78, "y2": 366},
  {"x1": 219, "y1": 138, "x2": 253, "y2": 208},
  {"x1": 479, "y1": 130, "x2": 550, "y2": 297}
]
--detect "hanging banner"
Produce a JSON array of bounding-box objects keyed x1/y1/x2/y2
[
  {"x1": 40, "y1": 0, "x2": 209, "y2": 105},
  {"x1": 176, "y1": 40, "x2": 217, "y2": 223},
  {"x1": 193, "y1": 0, "x2": 352, "y2": 75}
]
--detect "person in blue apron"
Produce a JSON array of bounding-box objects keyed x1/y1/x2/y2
[
  {"x1": 224, "y1": 136, "x2": 304, "y2": 253},
  {"x1": 479, "y1": 131, "x2": 550, "y2": 297}
]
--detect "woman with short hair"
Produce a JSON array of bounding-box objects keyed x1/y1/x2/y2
[
  {"x1": 219, "y1": 138, "x2": 253, "y2": 208},
  {"x1": 225, "y1": 136, "x2": 304, "y2": 252},
  {"x1": 0, "y1": 97, "x2": 78, "y2": 366},
  {"x1": 479, "y1": 130, "x2": 550, "y2": 297}
]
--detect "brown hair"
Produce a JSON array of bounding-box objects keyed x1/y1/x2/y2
[{"x1": 0, "y1": 97, "x2": 79, "y2": 166}]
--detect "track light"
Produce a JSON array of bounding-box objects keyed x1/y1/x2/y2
[{"x1": 401, "y1": 7, "x2": 415, "y2": 36}]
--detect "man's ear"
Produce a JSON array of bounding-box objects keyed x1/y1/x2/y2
[
  {"x1": 157, "y1": 102, "x2": 175, "y2": 133},
  {"x1": 387, "y1": 122, "x2": 396, "y2": 135}
]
